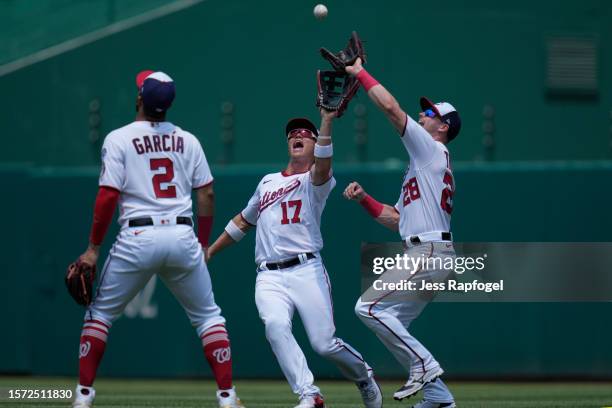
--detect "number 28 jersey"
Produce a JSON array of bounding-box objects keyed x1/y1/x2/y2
[
  {"x1": 99, "y1": 121, "x2": 213, "y2": 226},
  {"x1": 395, "y1": 116, "x2": 455, "y2": 240},
  {"x1": 241, "y1": 170, "x2": 336, "y2": 264}
]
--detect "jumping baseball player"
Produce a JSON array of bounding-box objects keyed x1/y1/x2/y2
[
  {"x1": 69, "y1": 70, "x2": 244, "y2": 408},
  {"x1": 343, "y1": 57, "x2": 462, "y2": 408},
  {"x1": 207, "y1": 110, "x2": 382, "y2": 408}
]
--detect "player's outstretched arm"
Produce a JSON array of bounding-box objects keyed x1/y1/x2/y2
[
  {"x1": 311, "y1": 108, "x2": 336, "y2": 185},
  {"x1": 346, "y1": 57, "x2": 407, "y2": 135},
  {"x1": 343, "y1": 181, "x2": 399, "y2": 231},
  {"x1": 207, "y1": 213, "x2": 252, "y2": 262}
]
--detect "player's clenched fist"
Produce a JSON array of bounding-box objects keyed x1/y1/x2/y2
[{"x1": 343, "y1": 181, "x2": 366, "y2": 201}]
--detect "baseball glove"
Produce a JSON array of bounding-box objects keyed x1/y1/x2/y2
[
  {"x1": 65, "y1": 259, "x2": 96, "y2": 306},
  {"x1": 316, "y1": 70, "x2": 360, "y2": 117},
  {"x1": 320, "y1": 31, "x2": 366, "y2": 72}
]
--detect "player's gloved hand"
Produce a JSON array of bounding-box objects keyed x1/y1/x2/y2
[
  {"x1": 343, "y1": 181, "x2": 366, "y2": 201},
  {"x1": 320, "y1": 107, "x2": 337, "y2": 121},
  {"x1": 316, "y1": 70, "x2": 360, "y2": 118},
  {"x1": 65, "y1": 245, "x2": 99, "y2": 306},
  {"x1": 65, "y1": 258, "x2": 97, "y2": 306},
  {"x1": 320, "y1": 31, "x2": 366, "y2": 72},
  {"x1": 345, "y1": 57, "x2": 364, "y2": 77}
]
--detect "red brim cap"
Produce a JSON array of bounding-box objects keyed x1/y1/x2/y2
[
  {"x1": 285, "y1": 117, "x2": 319, "y2": 137},
  {"x1": 136, "y1": 70, "x2": 155, "y2": 88},
  {"x1": 419, "y1": 96, "x2": 440, "y2": 116}
]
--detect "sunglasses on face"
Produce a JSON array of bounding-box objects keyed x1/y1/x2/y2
[
  {"x1": 423, "y1": 109, "x2": 438, "y2": 118},
  {"x1": 287, "y1": 128, "x2": 315, "y2": 140}
]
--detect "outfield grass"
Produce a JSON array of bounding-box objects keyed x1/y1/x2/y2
[{"x1": 0, "y1": 377, "x2": 611, "y2": 408}]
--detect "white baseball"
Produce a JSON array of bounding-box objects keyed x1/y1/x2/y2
[{"x1": 314, "y1": 4, "x2": 328, "y2": 20}]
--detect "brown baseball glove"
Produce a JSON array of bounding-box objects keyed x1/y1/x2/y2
[
  {"x1": 65, "y1": 259, "x2": 96, "y2": 306},
  {"x1": 320, "y1": 31, "x2": 366, "y2": 72},
  {"x1": 316, "y1": 70, "x2": 360, "y2": 117}
]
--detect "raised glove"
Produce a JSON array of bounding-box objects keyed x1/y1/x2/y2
[
  {"x1": 320, "y1": 31, "x2": 366, "y2": 72},
  {"x1": 65, "y1": 259, "x2": 96, "y2": 306},
  {"x1": 316, "y1": 70, "x2": 360, "y2": 118}
]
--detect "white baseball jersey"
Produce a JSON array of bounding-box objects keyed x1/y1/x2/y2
[
  {"x1": 99, "y1": 121, "x2": 212, "y2": 226},
  {"x1": 394, "y1": 115, "x2": 455, "y2": 239},
  {"x1": 241, "y1": 170, "x2": 336, "y2": 264}
]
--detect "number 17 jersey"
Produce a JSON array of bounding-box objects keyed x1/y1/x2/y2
[
  {"x1": 241, "y1": 170, "x2": 336, "y2": 264},
  {"x1": 99, "y1": 121, "x2": 213, "y2": 226}
]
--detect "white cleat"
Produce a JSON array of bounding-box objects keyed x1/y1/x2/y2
[
  {"x1": 393, "y1": 367, "x2": 444, "y2": 401},
  {"x1": 72, "y1": 385, "x2": 95, "y2": 408},
  {"x1": 356, "y1": 376, "x2": 383, "y2": 408},
  {"x1": 216, "y1": 387, "x2": 245, "y2": 408},
  {"x1": 294, "y1": 393, "x2": 325, "y2": 408},
  {"x1": 412, "y1": 400, "x2": 456, "y2": 408}
]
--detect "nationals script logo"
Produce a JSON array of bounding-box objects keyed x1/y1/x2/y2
[
  {"x1": 212, "y1": 347, "x2": 232, "y2": 364},
  {"x1": 79, "y1": 341, "x2": 91, "y2": 358},
  {"x1": 259, "y1": 179, "x2": 301, "y2": 213}
]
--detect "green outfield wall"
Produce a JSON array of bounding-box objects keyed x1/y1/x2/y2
[
  {"x1": 1, "y1": 162, "x2": 611, "y2": 379},
  {"x1": 1, "y1": 0, "x2": 612, "y2": 167}
]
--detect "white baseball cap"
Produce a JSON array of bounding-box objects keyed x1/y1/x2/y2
[{"x1": 420, "y1": 97, "x2": 462, "y2": 140}]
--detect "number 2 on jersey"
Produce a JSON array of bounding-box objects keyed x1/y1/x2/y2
[
  {"x1": 280, "y1": 200, "x2": 302, "y2": 224},
  {"x1": 150, "y1": 158, "x2": 177, "y2": 198}
]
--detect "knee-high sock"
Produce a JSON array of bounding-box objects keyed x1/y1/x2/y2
[
  {"x1": 78, "y1": 320, "x2": 109, "y2": 386},
  {"x1": 201, "y1": 324, "x2": 233, "y2": 390}
]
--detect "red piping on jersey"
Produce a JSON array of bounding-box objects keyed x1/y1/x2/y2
[
  {"x1": 281, "y1": 169, "x2": 309, "y2": 177},
  {"x1": 193, "y1": 179, "x2": 214, "y2": 190},
  {"x1": 366, "y1": 243, "x2": 434, "y2": 373},
  {"x1": 239, "y1": 212, "x2": 255, "y2": 227},
  {"x1": 89, "y1": 186, "x2": 120, "y2": 246},
  {"x1": 98, "y1": 185, "x2": 120, "y2": 193}
]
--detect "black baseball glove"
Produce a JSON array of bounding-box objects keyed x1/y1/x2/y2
[
  {"x1": 316, "y1": 70, "x2": 360, "y2": 118},
  {"x1": 320, "y1": 31, "x2": 366, "y2": 72},
  {"x1": 65, "y1": 259, "x2": 96, "y2": 306}
]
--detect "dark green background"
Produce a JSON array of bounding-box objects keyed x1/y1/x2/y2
[
  {"x1": 1, "y1": 163, "x2": 610, "y2": 378},
  {"x1": 0, "y1": 0, "x2": 611, "y2": 380}
]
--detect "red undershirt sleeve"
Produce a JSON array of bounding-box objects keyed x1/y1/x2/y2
[
  {"x1": 89, "y1": 186, "x2": 120, "y2": 246},
  {"x1": 197, "y1": 216, "x2": 213, "y2": 248}
]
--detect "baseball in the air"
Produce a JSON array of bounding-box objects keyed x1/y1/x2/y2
[{"x1": 314, "y1": 4, "x2": 328, "y2": 20}]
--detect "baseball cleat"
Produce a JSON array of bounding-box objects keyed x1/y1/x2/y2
[
  {"x1": 356, "y1": 376, "x2": 383, "y2": 408},
  {"x1": 72, "y1": 384, "x2": 95, "y2": 408},
  {"x1": 294, "y1": 393, "x2": 325, "y2": 408},
  {"x1": 216, "y1": 387, "x2": 245, "y2": 408},
  {"x1": 393, "y1": 367, "x2": 444, "y2": 401},
  {"x1": 411, "y1": 400, "x2": 456, "y2": 408}
]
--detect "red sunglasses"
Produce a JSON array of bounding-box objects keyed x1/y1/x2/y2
[{"x1": 287, "y1": 128, "x2": 316, "y2": 140}]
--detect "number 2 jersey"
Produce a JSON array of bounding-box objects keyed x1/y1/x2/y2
[
  {"x1": 395, "y1": 115, "x2": 455, "y2": 240},
  {"x1": 99, "y1": 121, "x2": 213, "y2": 226},
  {"x1": 241, "y1": 170, "x2": 336, "y2": 264}
]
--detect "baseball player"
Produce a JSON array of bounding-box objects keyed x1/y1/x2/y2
[
  {"x1": 207, "y1": 110, "x2": 382, "y2": 408},
  {"x1": 343, "y1": 57, "x2": 461, "y2": 408},
  {"x1": 70, "y1": 70, "x2": 244, "y2": 408}
]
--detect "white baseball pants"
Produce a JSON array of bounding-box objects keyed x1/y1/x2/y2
[
  {"x1": 85, "y1": 224, "x2": 225, "y2": 337},
  {"x1": 355, "y1": 242, "x2": 455, "y2": 375},
  {"x1": 255, "y1": 256, "x2": 371, "y2": 398}
]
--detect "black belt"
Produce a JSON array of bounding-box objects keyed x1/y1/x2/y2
[
  {"x1": 262, "y1": 253, "x2": 316, "y2": 270},
  {"x1": 409, "y1": 232, "x2": 452, "y2": 244},
  {"x1": 128, "y1": 216, "x2": 193, "y2": 227}
]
